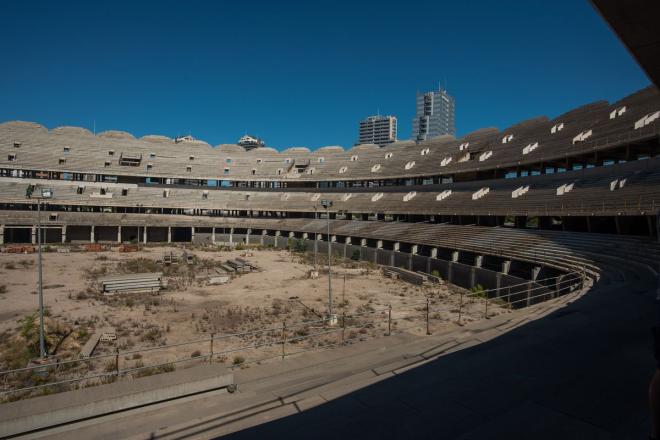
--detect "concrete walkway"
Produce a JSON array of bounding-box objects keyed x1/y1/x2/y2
[{"x1": 14, "y1": 262, "x2": 657, "y2": 439}]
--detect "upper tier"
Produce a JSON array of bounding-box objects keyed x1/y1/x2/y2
[{"x1": 0, "y1": 86, "x2": 658, "y2": 182}]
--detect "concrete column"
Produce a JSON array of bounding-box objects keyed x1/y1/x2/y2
[
  {"x1": 474, "y1": 255, "x2": 483, "y2": 268},
  {"x1": 246, "y1": 228, "x2": 251, "y2": 245},
  {"x1": 167, "y1": 227, "x2": 172, "y2": 243},
  {"x1": 531, "y1": 266, "x2": 541, "y2": 281},
  {"x1": 191, "y1": 226, "x2": 195, "y2": 243},
  {"x1": 330, "y1": 235, "x2": 337, "y2": 243},
  {"x1": 275, "y1": 230, "x2": 281, "y2": 247},
  {"x1": 32, "y1": 225, "x2": 37, "y2": 244},
  {"x1": 229, "y1": 227, "x2": 234, "y2": 244},
  {"x1": 451, "y1": 251, "x2": 459, "y2": 262},
  {"x1": 261, "y1": 229, "x2": 267, "y2": 246},
  {"x1": 345, "y1": 236, "x2": 351, "y2": 245},
  {"x1": 430, "y1": 248, "x2": 437, "y2": 259},
  {"x1": 501, "y1": 260, "x2": 511, "y2": 274},
  {"x1": 143, "y1": 226, "x2": 148, "y2": 244},
  {"x1": 211, "y1": 227, "x2": 216, "y2": 244},
  {"x1": 411, "y1": 244, "x2": 418, "y2": 254},
  {"x1": 360, "y1": 238, "x2": 367, "y2": 247},
  {"x1": 393, "y1": 242, "x2": 400, "y2": 252},
  {"x1": 376, "y1": 240, "x2": 383, "y2": 249},
  {"x1": 0, "y1": 225, "x2": 5, "y2": 245},
  {"x1": 302, "y1": 232, "x2": 308, "y2": 239},
  {"x1": 117, "y1": 226, "x2": 122, "y2": 243},
  {"x1": 288, "y1": 231, "x2": 294, "y2": 238},
  {"x1": 90, "y1": 225, "x2": 95, "y2": 243},
  {"x1": 61, "y1": 225, "x2": 67, "y2": 244},
  {"x1": 614, "y1": 216, "x2": 621, "y2": 235}
]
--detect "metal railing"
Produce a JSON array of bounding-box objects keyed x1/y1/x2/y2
[{"x1": 0, "y1": 271, "x2": 585, "y2": 400}]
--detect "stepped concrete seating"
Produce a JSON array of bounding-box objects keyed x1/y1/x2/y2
[{"x1": 0, "y1": 87, "x2": 657, "y2": 183}]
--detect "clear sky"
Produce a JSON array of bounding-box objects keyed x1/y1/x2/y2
[{"x1": 0, "y1": 0, "x2": 651, "y2": 150}]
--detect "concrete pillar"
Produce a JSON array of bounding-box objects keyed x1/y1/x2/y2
[
  {"x1": 191, "y1": 226, "x2": 195, "y2": 243},
  {"x1": 430, "y1": 248, "x2": 437, "y2": 259},
  {"x1": 246, "y1": 228, "x2": 251, "y2": 245},
  {"x1": 117, "y1": 226, "x2": 122, "y2": 243},
  {"x1": 32, "y1": 225, "x2": 37, "y2": 244},
  {"x1": 261, "y1": 229, "x2": 267, "y2": 246},
  {"x1": 90, "y1": 225, "x2": 95, "y2": 243},
  {"x1": 360, "y1": 238, "x2": 367, "y2": 247},
  {"x1": 275, "y1": 230, "x2": 281, "y2": 247},
  {"x1": 302, "y1": 232, "x2": 308, "y2": 239},
  {"x1": 143, "y1": 226, "x2": 147, "y2": 244},
  {"x1": 211, "y1": 227, "x2": 215, "y2": 244},
  {"x1": 345, "y1": 236, "x2": 351, "y2": 245},
  {"x1": 393, "y1": 242, "x2": 400, "y2": 252},
  {"x1": 330, "y1": 235, "x2": 337, "y2": 243},
  {"x1": 451, "y1": 250, "x2": 459, "y2": 262},
  {"x1": 501, "y1": 260, "x2": 511, "y2": 274},
  {"x1": 288, "y1": 231, "x2": 295, "y2": 238},
  {"x1": 531, "y1": 266, "x2": 542, "y2": 281},
  {"x1": 376, "y1": 240, "x2": 383, "y2": 249},
  {"x1": 229, "y1": 227, "x2": 234, "y2": 243},
  {"x1": 0, "y1": 225, "x2": 5, "y2": 245},
  {"x1": 167, "y1": 227, "x2": 172, "y2": 243},
  {"x1": 61, "y1": 225, "x2": 67, "y2": 244},
  {"x1": 474, "y1": 255, "x2": 483, "y2": 268},
  {"x1": 411, "y1": 244, "x2": 418, "y2": 255}
]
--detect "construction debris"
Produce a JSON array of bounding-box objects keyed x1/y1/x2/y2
[{"x1": 99, "y1": 272, "x2": 162, "y2": 295}]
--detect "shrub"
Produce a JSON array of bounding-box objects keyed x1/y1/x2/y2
[
  {"x1": 351, "y1": 249, "x2": 360, "y2": 261},
  {"x1": 233, "y1": 355, "x2": 245, "y2": 365},
  {"x1": 191, "y1": 350, "x2": 202, "y2": 358}
]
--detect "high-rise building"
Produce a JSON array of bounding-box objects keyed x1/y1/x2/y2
[
  {"x1": 358, "y1": 115, "x2": 397, "y2": 147},
  {"x1": 412, "y1": 87, "x2": 455, "y2": 141}
]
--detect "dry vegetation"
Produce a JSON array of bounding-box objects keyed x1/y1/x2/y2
[{"x1": 0, "y1": 243, "x2": 510, "y2": 400}]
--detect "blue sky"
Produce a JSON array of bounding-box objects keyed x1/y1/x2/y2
[{"x1": 0, "y1": 0, "x2": 650, "y2": 150}]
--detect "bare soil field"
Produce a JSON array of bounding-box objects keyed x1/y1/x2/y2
[{"x1": 0, "y1": 244, "x2": 510, "y2": 400}]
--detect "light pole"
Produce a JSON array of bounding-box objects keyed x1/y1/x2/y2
[
  {"x1": 136, "y1": 203, "x2": 143, "y2": 250},
  {"x1": 27, "y1": 185, "x2": 52, "y2": 359},
  {"x1": 320, "y1": 200, "x2": 333, "y2": 320}
]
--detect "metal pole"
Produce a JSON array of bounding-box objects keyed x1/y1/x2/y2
[
  {"x1": 209, "y1": 333, "x2": 214, "y2": 363},
  {"x1": 327, "y1": 208, "x2": 332, "y2": 318},
  {"x1": 426, "y1": 298, "x2": 430, "y2": 335},
  {"x1": 387, "y1": 304, "x2": 392, "y2": 336},
  {"x1": 37, "y1": 200, "x2": 46, "y2": 358}
]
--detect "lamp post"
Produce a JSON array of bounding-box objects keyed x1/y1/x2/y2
[
  {"x1": 28, "y1": 185, "x2": 52, "y2": 359},
  {"x1": 320, "y1": 200, "x2": 334, "y2": 321}
]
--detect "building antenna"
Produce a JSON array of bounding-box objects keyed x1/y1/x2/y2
[{"x1": 377, "y1": 107, "x2": 380, "y2": 116}]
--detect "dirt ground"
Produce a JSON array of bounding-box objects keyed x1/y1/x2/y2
[{"x1": 0, "y1": 244, "x2": 510, "y2": 398}]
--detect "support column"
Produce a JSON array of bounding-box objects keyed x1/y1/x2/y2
[
  {"x1": 143, "y1": 226, "x2": 147, "y2": 244},
  {"x1": 246, "y1": 228, "x2": 251, "y2": 245},
  {"x1": 393, "y1": 242, "x2": 400, "y2": 252},
  {"x1": 430, "y1": 248, "x2": 437, "y2": 259},
  {"x1": 211, "y1": 227, "x2": 216, "y2": 244},
  {"x1": 167, "y1": 227, "x2": 172, "y2": 244},
  {"x1": 90, "y1": 225, "x2": 95, "y2": 243},
  {"x1": 360, "y1": 238, "x2": 367, "y2": 247},
  {"x1": 191, "y1": 226, "x2": 195, "y2": 243},
  {"x1": 531, "y1": 266, "x2": 541, "y2": 281},
  {"x1": 117, "y1": 226, "x2": 122, "y2": 243},
  {"x1": 32, "y1": 225, "x2": 37, "y2": 244},
  {"x1": 376, "y1": 240, "x2": 383, "y2": 249},
  {"x1": 261, "y1": 229, "x2": 267, "y2": 246},
  {"x1": 275, "y1": 230, "x2": 281, "y2": 247},
  {"x1": 451, "y1": 250, "x2": 459, "y2": 262},
  {"x1": 0, "y1": 225, "x2": 4, "y2": 245},
  {"x1": 474, "y1": 255, "x2": 483, "y2": 268},
  {"x1": 229, "y1": 227, "x2": 234, "y2": 244},
  {"x1": 330, "y1": 235, "x2": 336, "y2": 243},
  {"x1": 411, "y1": 244, "x2": 418, "y2": 255},
  {"x1": 345, "y1": 236, "x2": 351, "y2": 245},
  {"x1": 302, "y1": 232, "x2": 308, "y2": 239},
  {"x1": 501, "y1": 260, "x2": 511, "y2": 274},
  {"x1": 61, "y1": 225, "x2": 67, "y2": 244}
]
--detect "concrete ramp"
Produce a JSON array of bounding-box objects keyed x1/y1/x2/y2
[{"x1": 0, "y1": 364, "x2": 234, "y2": 438}]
